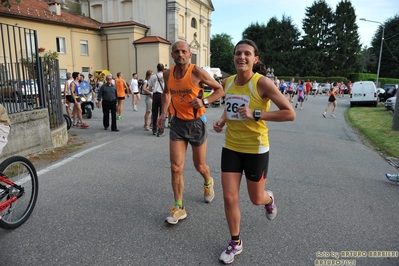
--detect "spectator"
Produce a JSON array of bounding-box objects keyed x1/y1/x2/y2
[
  {"x1": 97, "y1": 74, "x2": 119, "y2": 132},
  {"x1": 148, "y1": 64, "x2": 165, "y2": 137},
  {"x1": 141, "y1": 70, "x2": 154, "y2": 131}
]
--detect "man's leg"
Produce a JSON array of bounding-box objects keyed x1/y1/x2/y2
[
  {"x1": 192, "y1": 139, "x2": 212, "y2": 184},
  {"x1": 110, "y1": 102, "x2": 117, "y2": 130},
  {"x1": 169, "y1": 140, "x2": 188, "y2": 203},
  {"x1": 103, "y1": 101, "x2": 110, "y2": 129},
  {"x1": 151, "y1": 95, "x2": 159, "y2": 134}
]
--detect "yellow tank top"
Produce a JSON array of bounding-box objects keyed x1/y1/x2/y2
[
  {"x1": 115, "y1": 78, "x2": 126, "y2": 97},
  {"x1": 224, "y1": 72, "x2": 270, "y2": 154},
  {"x1": 168, "y1": 64, "x2": 205, "y2": 120}
]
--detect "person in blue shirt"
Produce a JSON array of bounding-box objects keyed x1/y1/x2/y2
[{"x1": 295, "y1": 80, "x2": 305, "y2": 110}]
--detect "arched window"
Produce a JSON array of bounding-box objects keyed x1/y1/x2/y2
[{"x1": 191, "y1": 18, "x2": 197, "y2": 29}]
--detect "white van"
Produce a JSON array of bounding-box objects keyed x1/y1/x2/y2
[{"x1": 350, "y1": 81, "x2": 378, "y2": 107}]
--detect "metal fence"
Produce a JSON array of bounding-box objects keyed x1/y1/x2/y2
[{"x1": 0, "y1": 22, "x2": 63, "y2": 128}]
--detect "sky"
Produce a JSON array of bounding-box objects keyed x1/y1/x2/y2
[{"x1": 210, "y1": 0, "x2": 399, "y2": 48}]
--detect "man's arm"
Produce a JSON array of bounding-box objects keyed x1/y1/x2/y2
[{"x1": 193, "y1": 66, "x2": 224, "y2": 105}]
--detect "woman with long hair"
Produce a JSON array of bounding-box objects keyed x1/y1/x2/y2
[{"x1": 213, "y1": 39, "x2": 295, "y2": 264}]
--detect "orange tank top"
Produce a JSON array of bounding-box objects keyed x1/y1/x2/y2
[
  {"x1": 168, "y1": 64, "x2": 205, "y2": 120},
  {"x1": 115, "y1": 78, "x2": 126, "y2": 97}
]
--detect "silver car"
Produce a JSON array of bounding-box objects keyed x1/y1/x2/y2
[{"x1": 384, "y1": 95, "x2": 397, "y2": 110}]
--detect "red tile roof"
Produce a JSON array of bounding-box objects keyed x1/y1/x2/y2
[
  {"x1": 0, "y1": 0, "x2": 101, "y2": 30},
  {"x1": 101, "y1": 21, "x2": 149, "y2": 29},
  {"x1": 134, "y1": 36, "x2": 170, "y2": 45}
]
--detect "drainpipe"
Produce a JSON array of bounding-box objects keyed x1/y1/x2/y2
[
  {"x1": 86, "y1": 0, "x2": 91, "y2": 18},
  {"x1": 99, "y1": 27, "x2": 109, "y2": 70}
]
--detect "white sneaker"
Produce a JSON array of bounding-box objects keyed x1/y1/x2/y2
[
  {"x1": 203, "y1": 177, "x2": 215, "y2": 203},
  {"x1": 165, "y1": 206, "x2": 187, "y2": 224},
  {"x1": 265, "y1": 190, "x2": 277, "y2": 220},
  {"x1": 330, "y1": 114, "x2": 335, "y2": 118},
  {"x1": 219, "y1": 240, "x2": 243, "y2": 264}
]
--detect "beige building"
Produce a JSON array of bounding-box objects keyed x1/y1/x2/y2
[{"x1": 0, "y1": 0, "x2": 215, "y2": 79}]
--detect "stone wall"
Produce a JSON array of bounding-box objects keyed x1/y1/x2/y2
[{"x1": 0, "y1": 109, "x2": 68, "y2": 160}]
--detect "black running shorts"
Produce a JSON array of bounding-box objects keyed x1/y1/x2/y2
[
  {"x1": 170, "y1": 116, "x2": 208, "y2": 146},
  {"x1": 221, "y1": 147, "x2": 269, "y2": 182}
]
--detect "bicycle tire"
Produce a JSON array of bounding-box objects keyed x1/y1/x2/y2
[
  {"x1": 63, "y1": 114, "x2": 72, "y2": 130},
  {"x1": 0, "y1": 156, "x2": 38, "y2": 229}
]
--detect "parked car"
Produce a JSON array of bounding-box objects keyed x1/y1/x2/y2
[
  {"x1": 60, "y1": 78, "x2": 67, "y2": 96},
  {"x1": 392, "y1": 101, "x2": 395, "y2": 113},
  {"x1": 379, "y1": 84, "x2": 397, "y2": 102},
  {"x1": 0, "y1": 79, "x2": 38, "y2": 102},
  {"x1": 384, "y1": 95, "x2": 397, "y2": 110},
  {"x1": 350, "y1": 81, "x2": 378, "y2": 107},
  {"x1": 14, "y1": 80, "x2": 39, "y2": 98}
]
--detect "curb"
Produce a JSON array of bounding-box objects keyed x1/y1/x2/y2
[{"x1": 387, "y1": 157, "x2": 399, "y2": 168}]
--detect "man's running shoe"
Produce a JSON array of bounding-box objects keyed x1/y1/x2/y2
[
  {"x1": 165, "y1": 206, "x2": 187, "y2": 224},
  {"x1": 204, "y1": 177, "x2": 215, "y2": 203},
  {"x1": 330, "y1": 114, "x2": 335, "y2": 118},
  {"x1": 81, "y1": 123, "x2": 89, "y2": 128},
  {"x1": 322, "y1": 113, "x2": 326, "y2": 118},
  {"x1": 385, "y1": 173, "x2": 399, "y2": 184},
  {"x1": 265, "y1": 190, "x2": 277, "y2": 220},
  {"x1": 219, "y1": 239, "x2": 243, "y2": 264}
]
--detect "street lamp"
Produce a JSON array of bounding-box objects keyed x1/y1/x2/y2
[{"x1": 360, "y1": 18, "x2": 385, "y2": 87}]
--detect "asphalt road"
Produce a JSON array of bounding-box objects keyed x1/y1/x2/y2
[{"x1": 0, "y1": 94, "x2": 398, "y2": 266}]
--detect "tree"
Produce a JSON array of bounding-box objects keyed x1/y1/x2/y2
[
  {"x1": 242, "y1": 22, "x2": 268, "y2": 63},
  {"x1": 210, "y1": 33, "x2": 235, "y2": 74},
  {"x1": 302, "y1": 0, "x2": 334, "y2": 76},
  {"x1": 331, "y1": 0, "x2": 361, "y2": 76},
  {"x1": 359, "y1": 46, "x2": 378, "y2": 73},
  {"x1": 370, "y1": 15, "x2": 399, "y2": 79},
  {"x1": 242, "y1": 17, "x2": 301, "y2": 76},
  {"x1": 1, "y1": 0, "x2": 21, "y2": 8}
]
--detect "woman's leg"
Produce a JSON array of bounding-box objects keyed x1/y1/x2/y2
[{"x1": 222, "y1": 172, "x2": 243, "y2": 237}]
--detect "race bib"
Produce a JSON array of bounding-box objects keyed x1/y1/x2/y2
[{"x1": 225, "y1": 94, "x2": 250, "y2": 120}]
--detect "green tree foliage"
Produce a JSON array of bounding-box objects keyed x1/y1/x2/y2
[
  {"x1": 210, "y1": 33, "x2": 235, "y2": 74},
  {"x1": 370, "y1": 15, "x2": 399, "y2": 78},
  {"x1": 302, "y1": 0, "x2": 334, "y2": 76},
  {"x1": 331, "y1": 0, "x2": 361, "y2": 76},
  {"x1": 242, "y1": 17, "x2": 301, "y2": 76},
  {"x1": 359, "y1": 46, "x2": 378, "y2": 73},
  {"x1": 1, "y1": 0, "x2": 21, "y2": 8},
  {"x1": 242, "y1": 22, "x2": 268, "y2": 63}
]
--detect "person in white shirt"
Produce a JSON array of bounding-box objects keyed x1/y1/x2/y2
[
  {"x1": 130, "y1": 73, "x2": 141, "y2": 111},
  {"x1": 312, "y1": 80, "x2": 319, "y2": 97}
]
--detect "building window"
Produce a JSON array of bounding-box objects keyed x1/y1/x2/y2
[
  {"x1": 26, "y1": 33, "x2": 35, "y2": 57},
  {"x1": 56, "y1": 37, "x2": 66, "y2": 53},
  {"x1": 80, "y1": 40, "x2": 89, "y2": 55},
  {"x1": 191, "y1": 18, "x2": 197, "y2": 29},
  {"x1": 191, "y1": 53, "x2": 197, "y2": 64}
]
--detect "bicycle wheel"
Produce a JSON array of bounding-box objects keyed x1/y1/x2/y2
[
  {"x1": 63, "y1": 114, "x2": 72, "y2": 130},
  {"x1": 0, "y1": 156, "x2": 38, "y2": 229}
]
